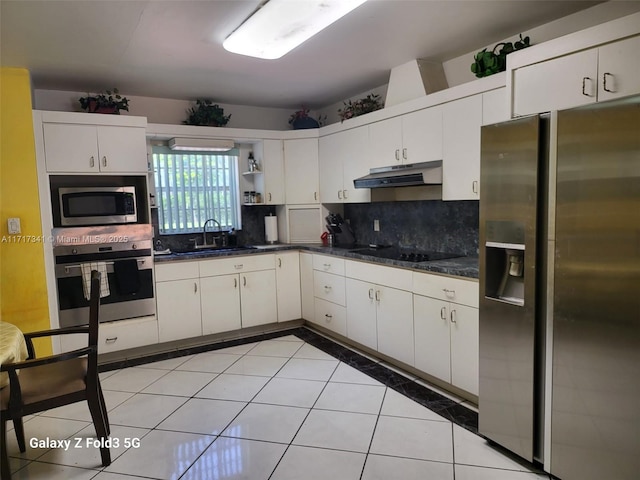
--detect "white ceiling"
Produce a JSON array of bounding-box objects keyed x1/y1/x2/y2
[{"x1": 1, "y1": 0, "x2": 604, "y2": 109}]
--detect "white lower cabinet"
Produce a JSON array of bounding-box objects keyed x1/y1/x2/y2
[
  {"x1": 345, "y1": 278, "x2": 378, "y2": 351},
  {"x1": 314, "y1": 298, "x2": 347, "y2": 336},
  {"x1": 200, "y1": 274, "x2": 241, "y2": 335},
  {"x1": 413, "y1": 272, "x2": 479, "y2": 395},
  {"x1": 275, "y1": 252, "x2": 301, "y2": 322},
  {"x1": 310, "y1": 254, "x2": 347, "y2": 336},
  {"x1": 60, "y1": 316, "x2": 159, "y2": 354},
  {"x1": 240, "y1": 269, "x2": 278, "y2": 327},
  {"x1": 300, "y1": 252, "x2": 315, "y2": 322}
]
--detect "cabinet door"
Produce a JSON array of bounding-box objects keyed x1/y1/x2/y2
[
  {"x1": 319, "y1": 133, "x2": 344, "y2": 203},
  {"x1": 513, "y1": 48, "x2": 598, "y2": 116},
  {"x1": 262, "y1": 139, "x2": 285, "y2": 204},
  {"x1": 345, "y1": 278, "x2": 377, "y2": 350},
  {"x1": 482, "y1": 88, "x2": 510, "y2": 126},
  {"x1": 413, "y1": 295, "x2": 450, "y2": 383},
  {"x1": 97, "y1": 126, "x2": 147, "y2": 172},
  {"x1": 284, "y1": 138, "x2": 319, "y2": 204},
  {"x1": 200, "y1": 274, "x2": 241, "y2": 335},
  {"x1": 240, "y1": 269, "x2": 277, "y2": 327},
  {"x1": 376, "y1": 286, "x2": 414, "y2": 367},
  {"x1": 597, "y1": 35, "x2": 640, "y2": 102},
  {"x1": 401, "y1": 106, "x2": 443, "y2": 164},
  {"x1": 276, "y1": 252, "x2": 301, "y2": 322},
  {"x1": 449, "y1": 304, "x2": 479, "y2": 395},
  {"x1": 300, "y1": 252, "x2": 315, "y2": 322},
  {"x1": 442, "y1": 94, "x2": 482, "y2": 201},
  {"x1": 368, "y1": 116, "x2": 403, "y2": 169},
  {"x1": 43, "y1": 123, "x2": 99, "y2": 172},
  {"x1": 340, "y1": 126, "x2": 371, "y2": 203},
  {"x1": 156, "y1": 279, "x2": 202, "y2": 342}
]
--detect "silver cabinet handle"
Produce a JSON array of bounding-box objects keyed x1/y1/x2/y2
[
  {"x1": 402, "y1": 148, "x2": 407, "y2": 160},
  {"x1": 89, "y1": 156, "x2": 95, "y2": 168},
  {"x1": 368, "y1": 288, "x2": 374, "y2": 299},
  {"x1": 194, "y1": 282, "x2": 198, "y2": 293},
  {"x1": 105, "y1": 337, "x2": 118, "y2": 344},
  {"x1": 323, "y1": 263, "x2": 331, "y2": 270},
  {"x1": 102, "y1": 156, "x2": 107, "y2": 167},
  {"x1": 268, "y1": 192, "x2": 272, "y2": 202},
  {"x1": 278, "y1": 258, "x2": 282, "y2": 268},
  {"x1": 443, "y1": 288, "x2": 455, "y2": 298},
  {"x1": 243, "y1": 276, "x2": 247, "y2": 287},
  {"x1": 582, "y1": 77, "x2": 593, "y2": 97},
  {"x1": 324, "y1": 285, "x2": 332, "y2": 292},
  {"x1": 395, "y1": 149, "x2": 400, "y2": 161},
  {"x1": 234, "y1": 277, "x2": 237, "y2": 288},
  {"x1": 338, "y1": 190, "x2": 342, "y2": 199},
  {"x1": 325, "y1": 314, "x2": 332, "y2": 322},
  {"x1": 472, "y1": 180, "x2": 479, "y2": 194},
  {"x1": 342, "y1": 189, "x2": 348, "y2": 199},
  {"x1": 603, "y1": 72, "x2": 614, "y2": 92},
  {"x1": 314, "y1": 191, "x2": 318, "y2": 201},
  {"x1": 375, "y1": 289, "x2": 380, "y2": 302},
  {"x1": 234, "y1": 264, "x2": 243, "y2": 270},
  {"x1": 450, "y1": 309, "x2": 457, "y2": 323},
  {"x1": 441, "y1": 307, "x2": 447, "y2": 320}
]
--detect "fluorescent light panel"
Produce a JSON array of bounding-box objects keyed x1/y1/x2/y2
[
  {"x1": 168, "y1": 138, "x2": 235, "y2": 152},
  {"x1": 223, "y1": 0, "x2": 368, "y2": 60}
]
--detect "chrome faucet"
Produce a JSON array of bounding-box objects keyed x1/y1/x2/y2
[{"x1": 202, "y1": 218, "x2": 221, "y2": 247}]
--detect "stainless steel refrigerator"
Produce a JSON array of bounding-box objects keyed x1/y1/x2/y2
[{"x1": 478, "y1": 100, "x2": 640, "y2": 480}]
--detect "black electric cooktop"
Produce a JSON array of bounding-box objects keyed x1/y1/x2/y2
[{"x1": 350, "y1": 246, "x2": 462, "y2": 263}]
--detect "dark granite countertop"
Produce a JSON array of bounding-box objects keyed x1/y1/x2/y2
[{"x1": 154, "y1": 244, "x2": 479, "y2": 279}]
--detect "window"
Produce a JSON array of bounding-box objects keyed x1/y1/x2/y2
[{"x1": 152, "y1": 147, "x2": 241, "y2": 234}]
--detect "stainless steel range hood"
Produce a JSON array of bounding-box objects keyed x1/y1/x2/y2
[{"x1": 353, "y1": 160, "x2": 442, "y2": 189}]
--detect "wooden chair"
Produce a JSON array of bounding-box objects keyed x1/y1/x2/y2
[{"x1": 1, "y1": 270, "x2": 111, "y2": 480}]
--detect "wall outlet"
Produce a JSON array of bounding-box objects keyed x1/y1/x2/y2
[
  {"x1": 373, "y1": 219, "x2": 380, "y2": 232},
  {"x1": 8, "y1": 217, "x2": 21, "y2": 234}
]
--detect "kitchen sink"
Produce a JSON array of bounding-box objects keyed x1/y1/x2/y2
[{"x1": 171, "y1": 245, "x2": 257, "y2": 255}]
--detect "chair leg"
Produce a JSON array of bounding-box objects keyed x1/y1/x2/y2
[
  {"x1": 12, "y1": 417, "x2": 25, "y2": 453},
  {"x1": 97, "y1": 381, "x2": 110, "y2": 436},
  {"x1": 87, "y1": 393, "x2": 111, "y2": 467},
  {"x1": 1, "y1": 418, "x2": 11, "y2": 480}
]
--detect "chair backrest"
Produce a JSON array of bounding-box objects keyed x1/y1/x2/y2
[{"x1": 87, "y1": 270, "x2": 101, "y2": 378}]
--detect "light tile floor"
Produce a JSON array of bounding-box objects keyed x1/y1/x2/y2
[{"x1": 6, "y1": 333, "x2": 550, "y2": 479}]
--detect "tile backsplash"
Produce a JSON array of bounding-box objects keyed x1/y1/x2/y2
[{"x1": 343, "y1": 200, "x2": 478, "y2": 256}]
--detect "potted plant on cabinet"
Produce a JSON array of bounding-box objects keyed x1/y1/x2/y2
[
  {"x1": 471, "y1": 34, "x2": 531, "y2": 78},
  {"x1": 288, "y1": 107, "x2": 325, "y2": 129},
  {"x1": 79, "y1": 88, "x2": 130, "y2": 114},
  {"x1": 338, "y1": 93, "x2": 383, "y2": 122},
  {"x1": 183, "y1": 99, "x2": 232, "y2": 127}
]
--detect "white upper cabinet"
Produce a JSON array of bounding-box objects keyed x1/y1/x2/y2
[
  {"x1": 512, "y1": 35, "x2": 640, "y2": 116},
  {"x1": 261, "y1": 139, "x2": 285, "y2": 204},
  {"x1": 284, "y1": 138, "x2": 320, "y2": 204},
  {"x1": 43, "y1": 123, "x2": 147, "y2": 173},
  {"x1": 319, "y1": 126, "x2": 370, "y2": 203},
  {"x1": 513, "y1": 49, "x2": 598, "y2": 116},
  {"x1": 482, "y1": 88, "x2": 510, "y2": 126},
  {"x1": 368, "y1": 107, "x2": 443, "y2": 170},
  {"x1": 597, "y1": 35, "x2": 640, "y2": 102},
  {"x1": 442, "y1": 94, "x2": 482, "y2": 200}
]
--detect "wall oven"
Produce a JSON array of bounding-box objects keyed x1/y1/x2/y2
[
  {"x1": 59, "y1": 186, "x2": 137, "y2": 226},
  {"x1": 52, "y1": 225, "x2": 155, "y2": 328}
]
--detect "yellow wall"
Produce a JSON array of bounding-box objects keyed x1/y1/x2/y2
[{"x1": 0, "y1": 68, "x2": 52, "y2": 355}]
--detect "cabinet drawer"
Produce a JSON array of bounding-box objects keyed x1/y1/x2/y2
[
  {"x1": 313, "y1": 270, "x2": 346, "y2": 306},
  {"x1": 155, "y1": 261, "x2": 199, "y2": 282},
  {"x1": 313, "y1": 254, "x2": 345, "y2": 276},
  {"x1": 314, "y1": 298, "x2": 347, "y2": 336},
  {"x1": 412, "y1": 272, "x2": 478, "y2": 308},
  {"x1": 60, "y1": 316, "x2": 159, "y2": 354},
  {"x1": 345, "y1": 260, "x2": 412, "y2": 291},
  {"x1": 199, "y1": 254, "x2": 275, "y2": 277}
]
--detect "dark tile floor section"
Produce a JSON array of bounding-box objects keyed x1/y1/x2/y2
[{"x1": 101, "y1": 326, "x2": 479, "y2": 434}]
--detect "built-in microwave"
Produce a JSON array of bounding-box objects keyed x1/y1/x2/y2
[{"x1": 59, "y1": 186, "x2": 137, "y2": 226}]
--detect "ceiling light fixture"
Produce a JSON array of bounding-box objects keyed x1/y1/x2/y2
[
  {"x1": 223, "y1": 0, "x2": 368, "y2": 60},
  {"x1": 168, "y1": 138, "x2": 235, "y2": 152}
]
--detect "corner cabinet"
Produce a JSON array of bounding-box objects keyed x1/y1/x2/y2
[
  {"x1": 284, "y1": 138, "x2": 320, "y2": 204},
  {"x1": 442, "y1": 94, "x2": 482, "y2": 200},
  {"x1": 40, "y1": 112, "x2": 148, "y2": 173}
]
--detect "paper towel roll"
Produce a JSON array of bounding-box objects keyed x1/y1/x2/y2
[{"x1": 265, "y1": 215, "x2": 278, "y2": 244}]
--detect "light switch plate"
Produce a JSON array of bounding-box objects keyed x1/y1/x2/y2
[{"x1": 8, "y1": 217, "x2": 21, "y2": 234}]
